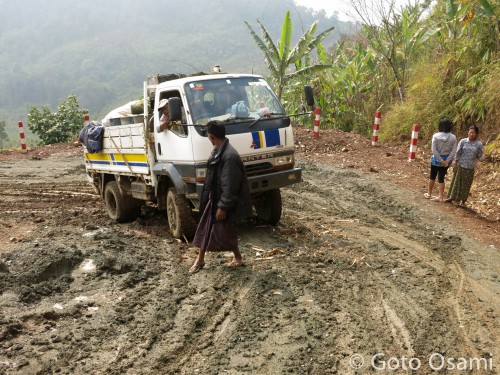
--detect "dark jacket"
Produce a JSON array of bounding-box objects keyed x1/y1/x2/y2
[{"x1": 200, "y1": 138, "x2": 252, "y2": 221}]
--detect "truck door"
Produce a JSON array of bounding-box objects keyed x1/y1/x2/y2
[{"x1": 154, "y1": 89, "x2": 193, "y2": 163}]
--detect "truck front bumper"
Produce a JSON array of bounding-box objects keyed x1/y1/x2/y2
[
  {"x1": 247, "y1": 167, "x2": 302, "y2": 193},
  {"x1": 195, "y1": 167, "x2": 302, "y2": 203}
]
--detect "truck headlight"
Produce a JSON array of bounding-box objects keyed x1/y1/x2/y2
[{"x1": 275, "y1": 155, "x2": 294, "y2": 165}]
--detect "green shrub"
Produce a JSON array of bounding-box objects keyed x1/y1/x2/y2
[
  {"x1": 28, "y1": 95, "x2": 88, "y2": 145},
  {"x1": 380, "y1": 60, "x2": 450, "y2": 144},
  {"x1": 477, "y1": 64, "x2": 500, "y2": 147}
]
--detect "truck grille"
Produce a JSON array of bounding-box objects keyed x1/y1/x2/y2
[{"x1": 245, "y1": 162, "x2": 274, "y2": 175}]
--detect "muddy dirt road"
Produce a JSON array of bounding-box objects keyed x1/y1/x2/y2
[{"x1": 0, "y1": 139, "x2": 499, "y2": 374}]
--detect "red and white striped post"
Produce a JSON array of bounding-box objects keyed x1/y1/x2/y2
[
  {"x1": 18, "y1": 121, "x2": 27, "y2": 153},
  {"x1": 78, "y1": 114, "x2": 90, "y2": 146},
  {"x1": 313, "y1": 106, "x2": 321, "y2": 139},
  {"x1": 372, "y1": 111, "x2": 381, "y2": 146},
  {"x1": 408, "y1": 123, "x2": 420, "y2": 162}
]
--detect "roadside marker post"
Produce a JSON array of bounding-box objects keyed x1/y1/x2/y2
[
  {"x1": 372, "y1": 111, "x2": 381, "y2": 146},
  {"x1": 18, "y1": 121, "x2": 27, "y2": 153},
  {"x1": 313, "y1": 107, "x2": 321, "y2": 139},
  {"x1": 408, "y1": 123, "x2": 420, "y2": 162},
  {"x1": 79, "y1": 114, "x2": 91, "y2": 147}
]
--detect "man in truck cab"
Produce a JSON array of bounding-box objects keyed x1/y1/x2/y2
[
  {"x1": 154, "y1": 98, "x2": 187, "y2": 135},
  {"x1": 155, "y1": 99, "x2": 173, "y2": 133}
]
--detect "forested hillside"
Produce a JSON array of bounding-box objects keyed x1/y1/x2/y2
[{"x1": 0, "y1": 0, "x2": 349, "y2": 142}]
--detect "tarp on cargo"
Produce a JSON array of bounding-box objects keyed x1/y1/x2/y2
[
  {"x1": 79, "y1": 121, "x2": 104, "y2": 153},
  {"x1": 101, "y1": 100, "x2": 142, "y2": 126}
]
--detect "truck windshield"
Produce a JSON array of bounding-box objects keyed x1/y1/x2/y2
[{"x1": 185, "y1": 77, "x2": 284, "y2": 125}]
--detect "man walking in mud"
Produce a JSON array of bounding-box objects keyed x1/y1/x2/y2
[{"x1": 189, "y1": 121, "x2": 251, "y2": 273}]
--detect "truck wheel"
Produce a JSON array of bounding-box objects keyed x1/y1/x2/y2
[
  {"x1": 255, "y1": 188, "x2": 282, "y2": 225},
  {"x1": 166, "y1": 187, "x2": 196, "y2": 239},
  {"x1": 104, "y1": 181, "x2": 142, "y2": 222}
]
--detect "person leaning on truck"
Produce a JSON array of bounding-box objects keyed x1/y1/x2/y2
[
  {"x1": 155, "y1": 98, "x2": 173, "y2": 133},
  {"x1": 151, "y1": 98, "x2": 187, "y2": 135},
  {"x1": 189, "y1": 121, "x2": 252, "y2": 274}
]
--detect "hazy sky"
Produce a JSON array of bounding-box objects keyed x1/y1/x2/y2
[
  {"x1": 294, "y1": 0, "x2": 356, "y2": 20},
  {"x1": 293, "y1": 0, "x2": 416, "y2": 21}
]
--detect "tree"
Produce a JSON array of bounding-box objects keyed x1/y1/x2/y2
[
  {"x1": 245, "y1": 11, "x2": 335, "y2": 99},
  {"x1": 28, "y1": 95, "x2": 88, "y2": 145},
  {"x1": 0, "y1": 120, "x2": 10, "y2": 149},
  {"x1": 349, "y1": 0, "x2": 437, "y2": 101}
]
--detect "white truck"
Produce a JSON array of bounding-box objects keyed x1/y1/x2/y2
[{"x1": 83, "y1": 73, "x2": 308, "y2": 239}]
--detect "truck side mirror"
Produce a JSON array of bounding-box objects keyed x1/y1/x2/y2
[
  {"x1": 168, "y1": 97, "x2": 182, "y2": 121},
  {"x1": 304, "y1": 86, "x2": 315, "y2": 107}
]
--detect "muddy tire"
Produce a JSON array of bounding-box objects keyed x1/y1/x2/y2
[
  {"x1": 255, "y1": 188, "x2": 282, "y2": 225},
  {"x1": 104, "y1": 181, "x2": 142, "y2": 223},
  {"x1": 166, "y1": 187, "x2": 196, "y2": 239}
]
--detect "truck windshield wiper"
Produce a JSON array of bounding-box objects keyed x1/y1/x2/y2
[
  {"x1": 248, "y1": 113, "x2": 287, "y2": 128},
  {"x1": 222, "y1": 116, "x2": 254, "y2": 123}
]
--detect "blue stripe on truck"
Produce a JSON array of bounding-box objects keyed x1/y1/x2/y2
[{"x1": 251, "y1": 129, "x2": 281, "y2": 149}]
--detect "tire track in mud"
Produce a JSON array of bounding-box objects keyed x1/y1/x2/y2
[
  {"x1": 1, "y1": 188, "x2": 96, "y2": 198},
  {"x1": 380, "y1": 298, "x2": 415, "y2": 356},
  {"x1": 0, "y1": 179, "x2": 96, "y2": 219}
]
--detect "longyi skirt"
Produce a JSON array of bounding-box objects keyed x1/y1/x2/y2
[
  {"x1": 192, "y1": 199, "x2": 238, "y2": 252},
  {"x1": 448, "y1": 166, "x2": 475, "y2": 202}
]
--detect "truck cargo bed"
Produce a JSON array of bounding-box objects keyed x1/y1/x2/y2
[{"x1": 84, "y1": 123, "x2": 150, "y2": 176}]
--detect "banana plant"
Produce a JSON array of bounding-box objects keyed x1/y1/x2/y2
[
  {"x1": 245, "y1": 11, "x2": 335, "y2": 99},
  {"x1": 301, "y1": 39, "x2": 379, "y2": 132}
]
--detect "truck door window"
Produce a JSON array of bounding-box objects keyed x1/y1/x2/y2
[{"x1": 158, "y1": 91, "x2": 188, "y2": 137}]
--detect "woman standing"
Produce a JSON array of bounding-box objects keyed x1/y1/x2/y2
[
  {"x1": 446, "y1": 125, "x2": 485, "y2": 206},
  {"x1": 424, "y1": 118, "x2": 457, "y2": 202}
]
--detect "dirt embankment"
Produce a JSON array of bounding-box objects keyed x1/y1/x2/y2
[{"x1": 0, "y1": 131, "x2": 498, "y2": 374}]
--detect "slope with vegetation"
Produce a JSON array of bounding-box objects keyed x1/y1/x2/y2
[{"x1": 300, "y1": 0, "x2": 498, "y2": 149}]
